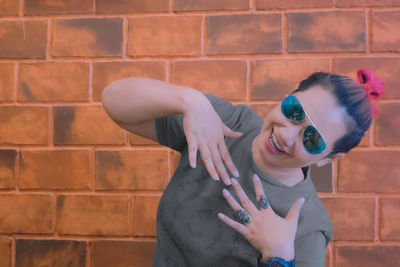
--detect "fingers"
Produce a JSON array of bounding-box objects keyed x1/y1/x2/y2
[
  {"x1": 285, "y1": 197, "x2": 305, "y2": 223},
  {"x1": 199, "y1": 145, "x2": 219, "y2": 181},
  {"x1": 218, "y1": 142, "x2": 240, "y2": 178},
  {"x1": 188, "y1": 140, "x2": 198, "y2": 168},
  {"x1": 223, "y1": 125, "x2": 243, "y2": 139},
  {"x1": 210, "y1": 145, "x2": 231, "y2": 185},
  {"x1": 230, "y1": 178, "x2": 257, "y2": 214},
  {"x1": 253, "y1": 174, "x2": 266, "y2": 201},
  {"x1": 217, "y1": 212, "x2": 250, "y2": 237},
  {"x1": 222, "y1": 188, "x2": 243, "y2": 211}
]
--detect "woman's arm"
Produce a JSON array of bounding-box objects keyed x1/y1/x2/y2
[
  {"x1": 101, "y1": 77, "x2": 242, "y2": 185},
  {"x1": 102, "y1": 77, "x2": 201, "y2": 125}
]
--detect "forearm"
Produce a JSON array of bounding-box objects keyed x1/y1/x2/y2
[{"x1": 101, "y1": 77, "x2": 203, "y2": 125}]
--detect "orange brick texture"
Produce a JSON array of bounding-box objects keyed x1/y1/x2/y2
[{"x1": 0, "y1": 1, "x2": 399, "y2": 266}]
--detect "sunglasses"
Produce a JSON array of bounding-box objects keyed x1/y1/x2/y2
[{"x1": 281, "y1": 95, "x2": 327, "y2": 155}]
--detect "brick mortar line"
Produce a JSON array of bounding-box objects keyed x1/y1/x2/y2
[
  {"x1": 1, "y1": 53, "x2": 400, "y2": 63},
  {"x1": 1, "y1": 7, "x2": 400, "y2": 21},
  {"x1": 169, "y1": 0, "x2": 174, "y2": 13},
  {"x1": 249, "y1": 0, "x2": 256, "y2": 11},
  {"x1": 0, "y1": 146, "x2": 171, "y2": 151},
  {"x1": 201, "y1": 16, "x2": 205, "y2": 55},
  {"x1": 375, "y1": 197, "x2": 381, "y2": 241},
  {"x1": 334, "y1": 241, "x2": 400, "y2": 246},
  {"x1": 12, "y1": 63, "x2": 18, "y2": 102},
  {"x1": 8, "y1": 237, "x2": 14, "y2": 267},
  {"x1": 88, "y1": 62, "x2": 93, "y2": 102},
  {"x1": 122, "y1": 17, "x2": 128, "y2": 58},
  {"x1": 0, "y1": 191, "x2": 163, "y2": 197},
  {"x1": 319, "y1": 193, "x2": 400, "y2": 198},
  {"x1": 282, "y1": 13, "x2": 288, "y2": 54},
  {"x1": 1, "y1": 98, "x2": 399, "y2": 107},
  {"x1": 246, "y1": 61, "x2": 251, "y2": 102},
  {"x1": 90, "y1": 149, "x2": 95, "y2": 191},
  {"x1": 48, "y1": 106, "x2": 54, "y2": 147},
  {"x1": 18, "y1": 0, "x2": 23, "y2": 17},
  {"x1": 367, "y1": 9, "x2": 372, "y2": 53},
  {"x1": 0, "y1": 235, "x2": 157, "y2": 242}
]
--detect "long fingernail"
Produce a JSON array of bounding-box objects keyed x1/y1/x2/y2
[
  {"x1": 225, "y1": 178, "x2": 231, "y2": 186},
  {"x1": 214, "y1": 174, "x2": 220, "y2": 181},
  {"x1": 231, "y1": 178, "x2": 238, "y2": 185},
  {"x1": 222, "y1": 188, "x2": 229, "y2": 195},
  {"x1": 233, "y1": 170, "x2": 239, "y2": 177}
]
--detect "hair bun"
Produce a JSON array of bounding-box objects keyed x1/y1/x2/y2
[{"x1": 357, "y1": 69, "x2": 385, "y2": 99}]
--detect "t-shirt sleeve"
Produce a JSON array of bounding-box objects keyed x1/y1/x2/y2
[
  {"x1": 154, "y1": 92, "x2": 244, "y2": 153},
  {"x1": 294, "y1": 231, "x2": 326, "y2": 267}
]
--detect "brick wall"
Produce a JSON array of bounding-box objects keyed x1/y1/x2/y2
[{"x1": 0, "y1": 0, "x2": 399, "y2": 266}]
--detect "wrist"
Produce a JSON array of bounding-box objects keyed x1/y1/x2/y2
[
  {"x1": 181, "y1": 89, "x2": 205, "y2": 115},
  {"x1": 261, "y1": 245, "x2": 294, "y2": 262}
]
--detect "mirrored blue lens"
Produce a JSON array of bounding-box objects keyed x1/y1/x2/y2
[
  {"x1": 281, "y1": 95, "x2": 305, "y2": 122},
  {"x1": 303, "y1": 125, "x2": 326, "y2": 154}
]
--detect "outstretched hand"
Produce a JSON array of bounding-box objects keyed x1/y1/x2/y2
[
  {"x1": 182, "y1": 94, "x2": 242, "y2": 185},
  {"x1": 218, "y1": 174, "x2": 305, "y2": 261}
]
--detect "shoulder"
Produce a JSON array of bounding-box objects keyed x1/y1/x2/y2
[{"x1": 297, "y1": 191, "x2": 333, "y2": 245}]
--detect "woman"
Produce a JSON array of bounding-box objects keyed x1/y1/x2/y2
[{"x1": 102, "y1": 70, "x2": 384, "y2": 266}]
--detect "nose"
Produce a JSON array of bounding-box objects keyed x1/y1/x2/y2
[{"x1": 277, "y1": 124, "x2": 301, "y2": 152}]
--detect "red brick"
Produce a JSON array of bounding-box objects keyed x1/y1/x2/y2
[
  {"x1": 0, "y1": 239, "x2": 11, "y2": 267},
  {"x1": 338, "y1": 151, "x2": 400, "y2": 193},
  {"x1": 207, "y1": 14, "x2": 282, "y2": 54},
  {"x1": 19, "y1": 63, "x2": 89, "y2": 102},
  {"x1": 15, "y1": 239, "x2": 86, "y2": 267},
  {"x1": 376, "y1": 103, "x2": 400, "y2": 146},
  {"x1": 128, "y1": 16, "x2": 202, "y2": 56},
  {"x1": 20, "y1": 150, "x2": 90, "y2": 190},
  {"x1": 174, "y1": 0, "x2": 248, "y2": 11},
  {"x1": 132, "y1": 196, "x2": 160, "y2": 237},
  {"x1": 322, "y1": 198, "x2": 375, "y2": 240},
  {"x1": 358, "y1": 128, "x2": 370, "y2": 147},
  {"x1": 0, "y1": 194, "x2": 53, "y2": 234},
  {"x1": 310, "y1": 163, "x2": 332, "y2": 193},
  {"x1": 249, "y1": 103, "x2": 275, "y2": 120},
  {"x1": 93, "y1": 61, "x2": 165, "y2": 101},
  {"x1": 372, "y1": 11, "x2": 400, "y2": 52},
  {"x1": 24, "y1": 0, "x2": 93, "y2": 15},
  {"x1": 381, "y1": 198, "x2": 400, "y2": 240},
  {"x1": 129, "y1": 133, "x2": 159, "y2": 146},
  {"x1": 257, "y1": 0, "x2": 333, "y2": 9},
  {"x1": 171, "y1": 150, "x2": 181, "y2": 174},
  {"x1": 335, "y1": 57, "x2": 400, "y2": 99},
  {"x1": 96, "y1": 0, "x2": 169, "y2": 13},
  {"x1": 91, "y1": 240, "x2": 156, "y2": 267},
  {"x1": 0, "y1": 64, "x2": 14, "y2": 102},
  {"x1": 336, "y1": 246, "x2": 400, "y2": 266},
  {"x1": 56, "y1": 195, "x2": 130, "y2": 236},
  {"x1": 0, "y1": 106, "x2": 48, "y2": 145},
  {"x1": 0, "y1": 21, "x2": 47, "y2": 59},
  {"x1": 0, "y1": 0, "x2": 18, "y2": 16},
  {"x1": 288, "y1": 11, "x2": 365, "y2": 52},
  {"x1": 252, "y1": 59, "x2": 330, "y2": 100},
  {"x1": 0, "y1": 150, "x2": 17, "y2": 189},
  {"x1": 336, "y1": 0, "x2": 400, "y2": 7},
  {"x1": 95, "y1": 150, "x2": 168, "y2": 190},
  {"x1": 54, "y1": 105, "x2": 124, "y2": 145},
  {"x1": 173, "y1": 60, "x2": 247, "y2": 101},
  {"x1": 53, "y1": 18, "x2": 123, "y2": 57}
]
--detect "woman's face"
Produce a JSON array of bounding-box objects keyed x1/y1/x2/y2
[{"x1": 255, "y1": 85, "x2": 349, "y2": 169}]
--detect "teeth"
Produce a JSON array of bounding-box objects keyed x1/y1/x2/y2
[{"x1": 271, "y1": 131, "x2": 284, "y2": 152}]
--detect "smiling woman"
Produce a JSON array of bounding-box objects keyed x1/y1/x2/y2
[{"x1": 102, "y1": 70, "x2": 384, "y2": 267}]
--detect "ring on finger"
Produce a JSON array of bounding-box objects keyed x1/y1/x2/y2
[
  {"x1": 235, "y1": 209, "x2": 251, "y2": 224},
  {"x1": 257, "y1": 196, "x2": 269, "y2": 209}
]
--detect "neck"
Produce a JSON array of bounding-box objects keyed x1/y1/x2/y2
[{"x1": 251, "y1": 136, "x2": 305, "y2": 187}]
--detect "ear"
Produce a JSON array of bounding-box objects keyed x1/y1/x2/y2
[{"x1": 315, "y1": 153, "x2": 346, "y2": 167}]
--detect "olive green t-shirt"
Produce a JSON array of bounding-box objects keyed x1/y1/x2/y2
[{"x1": 153, "y1": 93, "x2": 332, "y2": 267}]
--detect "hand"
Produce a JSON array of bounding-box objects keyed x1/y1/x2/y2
[
  {"x1": 218, "y1": 174, "x2": 305, "y2": 261},
  {"x1": 182, "y1": 94, "x2": 242, "y2": 185}
]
